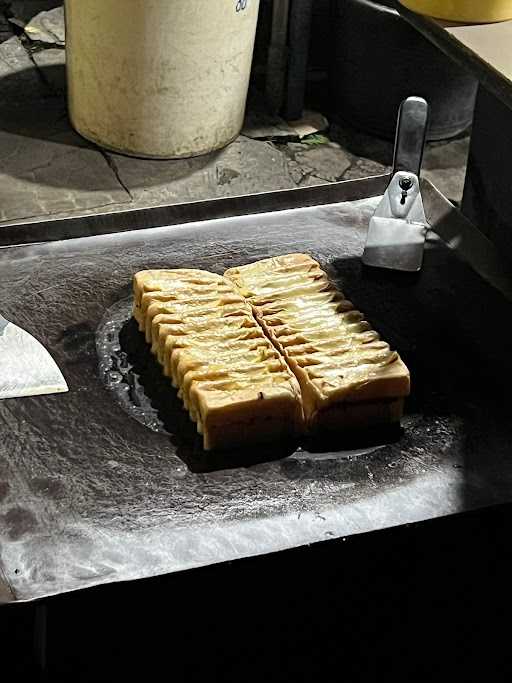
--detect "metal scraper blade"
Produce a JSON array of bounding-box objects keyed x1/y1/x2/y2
[
  {"x1": 362, "y1": 171, "x2": 429, "y2": 272},
  {"x1": 362, "y1": 96, "x2": 429, "y2": 272},
  {"x1": 0, "y1": 315, "x2": 68, "y2": 399}
]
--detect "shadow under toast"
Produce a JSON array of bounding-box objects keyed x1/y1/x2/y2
[{"x1": 118, "y1": 318, "x2": 298, "y2": 473}]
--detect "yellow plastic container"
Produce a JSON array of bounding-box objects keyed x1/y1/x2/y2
[{"x1": 400, "y1": 0, "x2": 512, "y2": 23}]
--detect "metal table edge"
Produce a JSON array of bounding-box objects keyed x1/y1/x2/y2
[
  {"x1": 0, "y1": 174, "x2": 390, "y2": 248},
  {"x1": 1, "y1": 173, "x2": 510, "y2": 302},
  {"x1": 3, "y1": 498, "x2": 509, "y2": 606}
]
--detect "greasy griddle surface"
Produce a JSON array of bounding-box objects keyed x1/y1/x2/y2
[{"x1": 1, "y1": 197, "x2": 511, "y2": 601}]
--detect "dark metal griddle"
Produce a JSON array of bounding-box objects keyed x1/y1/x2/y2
[{"x1": 1, "y1": 175, "x2": 511, "y2": 604}]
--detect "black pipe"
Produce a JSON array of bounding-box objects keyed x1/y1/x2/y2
[{"x1": 284, "y1": 0, "x2": 314, "y2": 120}]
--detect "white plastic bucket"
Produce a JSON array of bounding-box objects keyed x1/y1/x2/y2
[{"x1": 65, "y1": 0, "x2": 261, "y2": 158}]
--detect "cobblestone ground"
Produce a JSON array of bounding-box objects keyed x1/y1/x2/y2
[{"x1": 0, "y1": 2, "x2": 469, "y2": 228}]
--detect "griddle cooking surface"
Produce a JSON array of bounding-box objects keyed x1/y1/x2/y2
[{"x1": 1, "y1": 192, "x2": 511, "y2": 602}]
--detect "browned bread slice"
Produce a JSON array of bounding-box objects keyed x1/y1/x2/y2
[
  {"x1": 133, "y1": 269, "x2": 303, "y2": 450},
  {"x1": 225, "y1": 254, "x2": 410, "y2": 433}
]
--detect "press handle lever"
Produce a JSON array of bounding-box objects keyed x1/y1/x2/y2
[{"x1": 392, "y1": 96, "x2": 429, "y2": 178}]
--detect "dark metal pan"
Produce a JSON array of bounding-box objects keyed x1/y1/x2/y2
[{"x1": 1, "y1": 175, "x2": 511, "y2": 603}]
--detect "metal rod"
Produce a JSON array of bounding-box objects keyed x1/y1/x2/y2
[
  {"x1": 284, "y1": 0, "x2": 314, "y2": 120},
  {"x1": 33, "y1": 602, "x2": 48, "y2": 676},
  {"x1": 265, "y1": 0, "x2": 290, "y2": 113}
]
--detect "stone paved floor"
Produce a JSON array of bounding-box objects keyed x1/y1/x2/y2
[{"x1": 0, "y1": 2, "x2": 470, "y2": 230}]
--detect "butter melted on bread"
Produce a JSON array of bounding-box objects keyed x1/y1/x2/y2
[
  {"x1": 133, "y1": 269, "x2": 303, "y2": 450},
  {"x1": 224, "y1": 254, "x2": 410, "y2": 432}
]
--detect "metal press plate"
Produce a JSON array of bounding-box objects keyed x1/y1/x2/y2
[{"x1": 1, "y1": 177, "x2": 511, "y2": 603}]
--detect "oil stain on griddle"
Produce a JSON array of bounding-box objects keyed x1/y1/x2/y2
[{"x1": 95, "y1": 297, "x2": 306, "y2": 472}]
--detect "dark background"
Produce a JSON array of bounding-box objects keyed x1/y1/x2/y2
[{"x1": 3, "y1": 505, "x2": 512, "y2": 681}]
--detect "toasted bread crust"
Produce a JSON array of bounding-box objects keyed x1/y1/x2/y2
[
  {"x1": 133, "y1": 269, "x2": 303, "y2": 450},
  {"x1": 225, "y1": 254, "x2": 410, "y2": 431}
]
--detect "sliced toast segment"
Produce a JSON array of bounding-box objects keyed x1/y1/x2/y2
[
  {"x1": 225, "y1": 254, "x2": 410, "y2": 433},
  {"x1": 133, "y1": 269, "x2": 303, "y2": 450}
]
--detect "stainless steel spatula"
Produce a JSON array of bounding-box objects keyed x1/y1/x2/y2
[
  {"x1": 0, "y1": 314, "x2": 68, "y2": 399},
  {"x1": 362, "y1": 96, "x2": 429, "y2": 272}
]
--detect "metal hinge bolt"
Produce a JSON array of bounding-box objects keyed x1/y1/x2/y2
[{"x1": 399, "y1": 176, "x2": 413, "y2": 204}]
